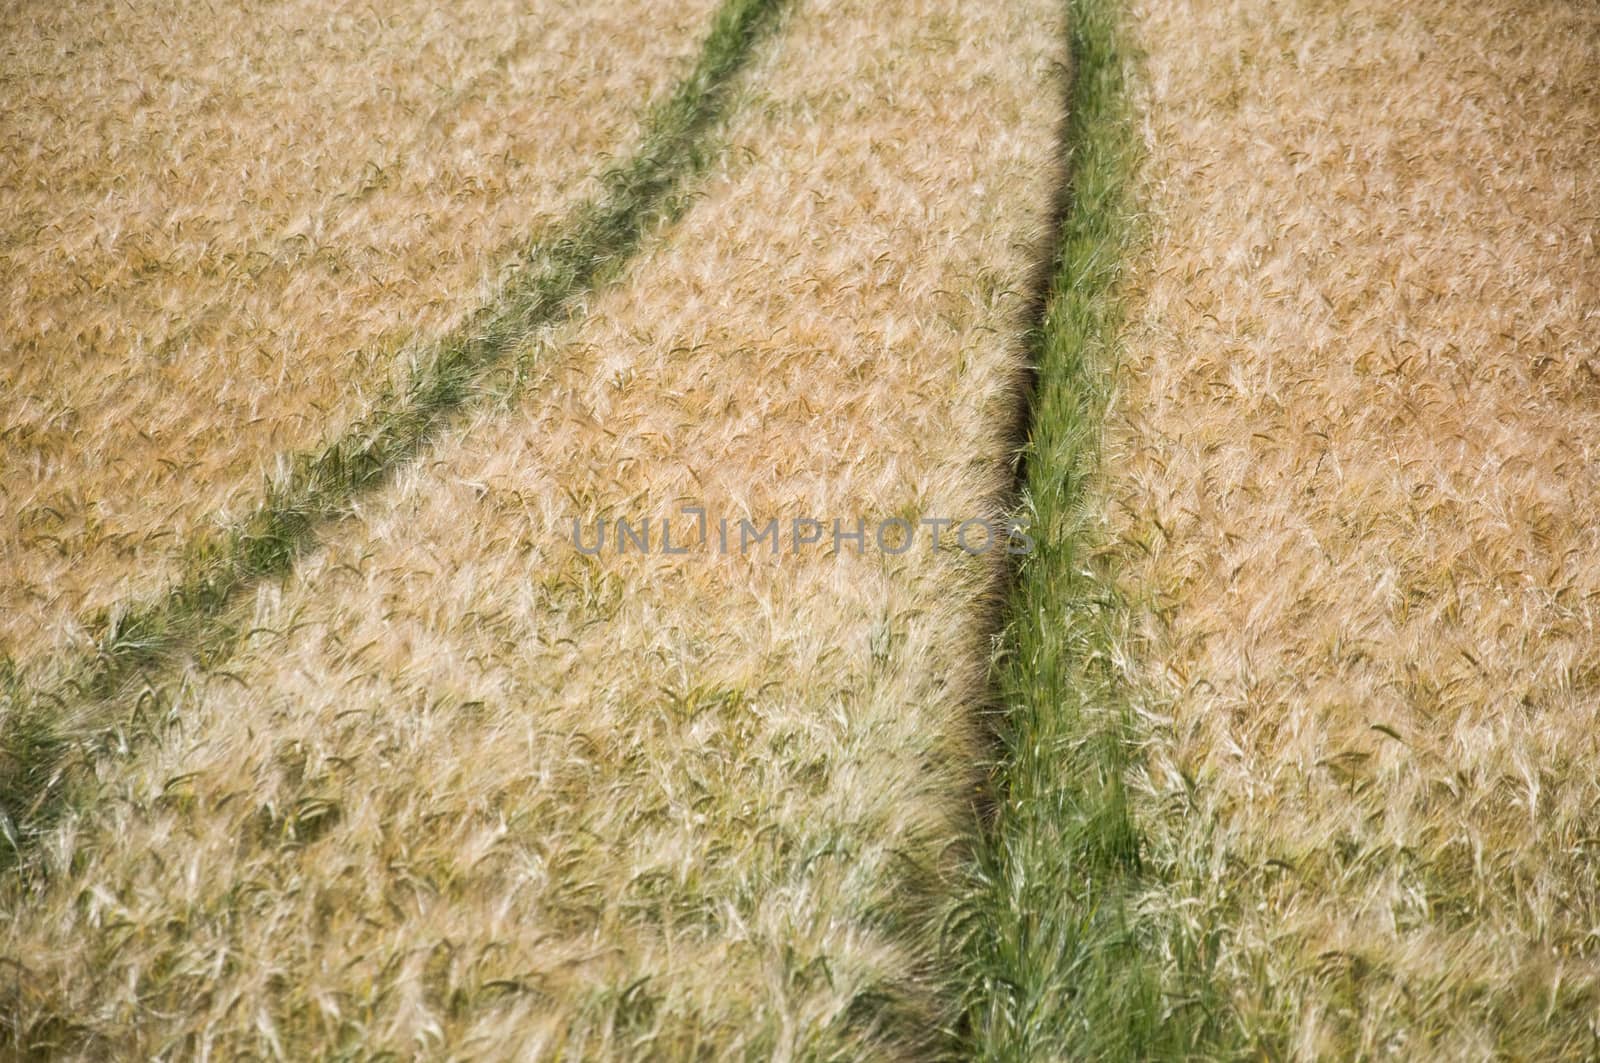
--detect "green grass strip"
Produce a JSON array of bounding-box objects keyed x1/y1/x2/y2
[
  {"x1": 0, "y1": 0, "x2": 789, "y2": 866},
  {"x1": 945, "y1": 0, "x2": 1235, "y2": 1057}
]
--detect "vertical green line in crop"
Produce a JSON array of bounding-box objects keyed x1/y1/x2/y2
[{"x1": 948, "y1": 0, "x2": 1235, "y2": 1057}]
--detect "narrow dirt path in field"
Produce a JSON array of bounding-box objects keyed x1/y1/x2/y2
[
  {"x1": 0, "y1": 0, "x2": 719, "y2": 665},
  {"x1": 1, "y1": 0, "x2": 1063, "y2": 1056},
  {"x1": 1115, "y1": 0, "x2": 1600, "y2": 1053}
]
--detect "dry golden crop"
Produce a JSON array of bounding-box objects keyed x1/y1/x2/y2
[
  {"x1": 1115, "y1": 0, "x2": 1600, "y2": 1053},
  {"x1": 0, "y1": 0, "x2": 1063, "y2": 1055},
  {"x1": 0, "y1": 0, "x2": 720, "y2": 665}
]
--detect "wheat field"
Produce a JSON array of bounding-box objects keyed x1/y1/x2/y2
[
  {"x1": 0, "y1": 0, "x2": 1063, "y2": 1055},
  {"x1": 0, "y1": 0, "x2": 719, "y2": 665},
  {"x1": 5, "y1": 0, "x2": 1598, "y2": 1056},
  {"x1": 1113, "y1": 0, "x2": 1600, "y2": 1054}
]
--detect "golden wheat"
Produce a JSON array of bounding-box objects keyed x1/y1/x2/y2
[
  {"x1": 1114, "y1": 0, "x2": 1600, "y2": 1054},
  {"x1": 0, "y1": 0, "x2": 1063, "y2": 1055},
  {"x1": 0, "y1": 0, "x2": 720, "y2": 667}
]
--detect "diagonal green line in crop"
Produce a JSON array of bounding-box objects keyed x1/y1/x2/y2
[{"x1": 0, "y1": 0, "x2": 790, "y2": 868}]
